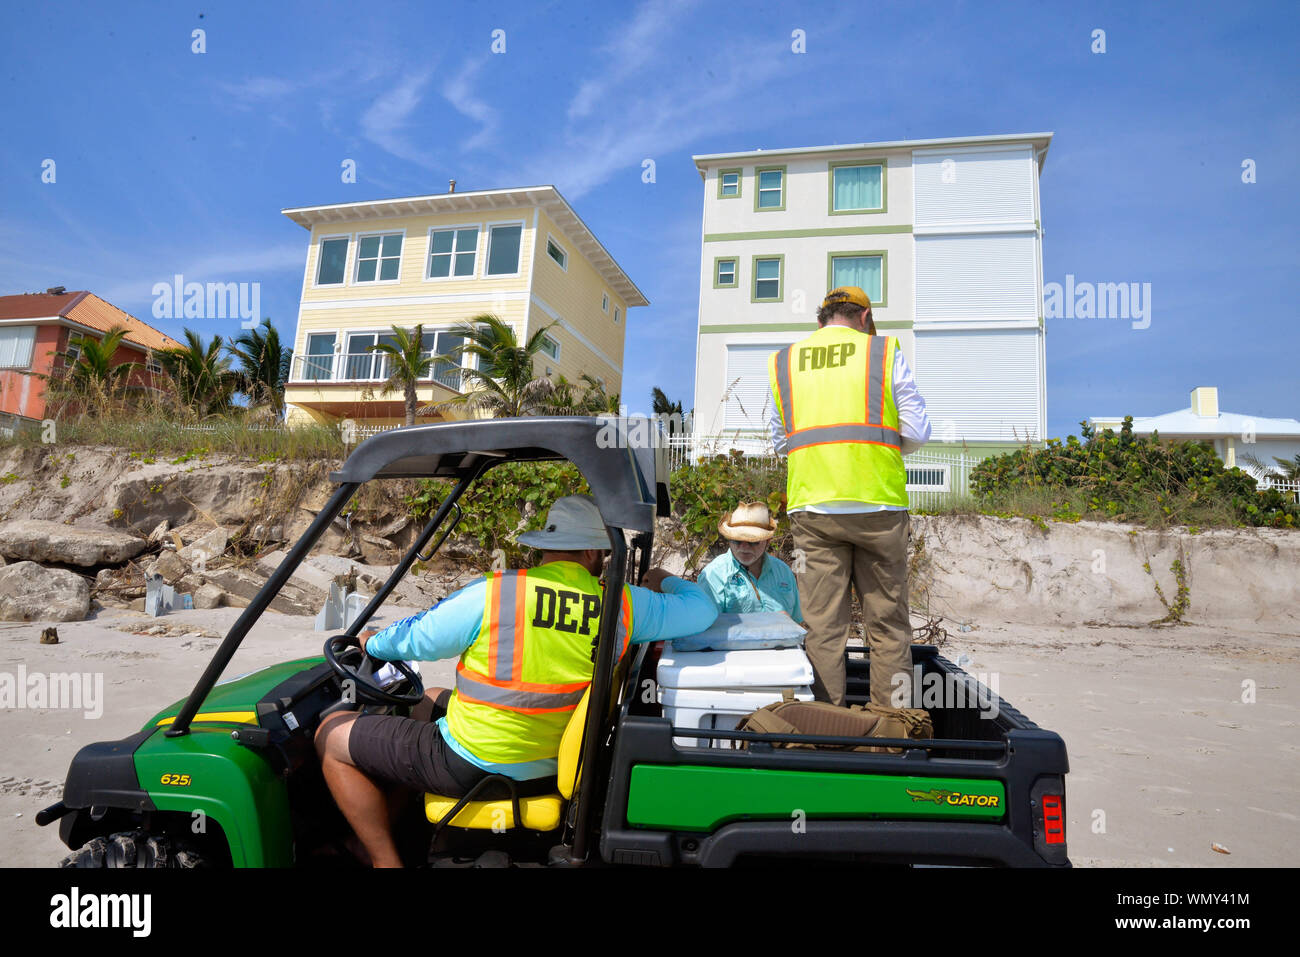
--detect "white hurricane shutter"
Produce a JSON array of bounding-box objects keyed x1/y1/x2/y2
[
  {"x1": 915, "y1": 233, "x2": 1039, "y2": 320},
  {"x1": 723, "y1": 344, "x2": 781, "y2": 430},
  {"x1": 0, "y1": 326, "x2": 36, "y2": 369},
  {"x1": 912, "y1": 147, "x2": 1035, "y2": 226},
  {"x1": 913, "y1": 329, "x2": 1041, "y2": 442}
]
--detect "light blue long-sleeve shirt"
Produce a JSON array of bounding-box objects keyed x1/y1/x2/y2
[
  {"x1": 365, "y1": 563, "x2": 717, "y2": 780},
  {"x1": 698, "y1": 549, "x2": 802, "y2": 623}
]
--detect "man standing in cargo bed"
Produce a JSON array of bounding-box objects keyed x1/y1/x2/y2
[{"x1": 767, "y1": 287, "x2": 931, "y2": 709}]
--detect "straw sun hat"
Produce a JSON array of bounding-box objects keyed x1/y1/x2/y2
[{"x1": 717, "y1": 502, "x2": 777, "y2": 543}]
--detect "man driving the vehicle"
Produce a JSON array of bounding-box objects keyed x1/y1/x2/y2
[{"x1": 315, "y1": 494, "x2": 718, "y2": 868}]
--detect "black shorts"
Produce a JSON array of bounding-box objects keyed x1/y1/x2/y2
[{"x1": 347, "y1": 696, "x2": 558, "y2": 799}]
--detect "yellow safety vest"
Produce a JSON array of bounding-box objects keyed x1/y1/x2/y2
[
  {"x1": 768, "y1": 326, "x2": 908, "y2": 510},
  {"x1": 445, "y1": 562, "x2": 633, "y2": 766}
]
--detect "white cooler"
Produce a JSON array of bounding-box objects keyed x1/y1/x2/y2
[{"x1": 657, "y1": 647, "x2": 815, "y2": 749}]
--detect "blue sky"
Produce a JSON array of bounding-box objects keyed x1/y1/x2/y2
[{"x1": 1, "y1": 0, "x2": 1296, "y2": 438}]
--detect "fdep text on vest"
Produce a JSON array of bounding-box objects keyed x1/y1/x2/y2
[
  {"x1": 446, "y1": 562, "x2": 633, "y2": 765},
  {"x1": 769, "y1": 326, "x2": 908, "y2": 509}
]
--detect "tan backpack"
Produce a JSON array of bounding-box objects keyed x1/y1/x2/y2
[{"x1": 734, "y1": 697, "x2": 932, "y2": 754}]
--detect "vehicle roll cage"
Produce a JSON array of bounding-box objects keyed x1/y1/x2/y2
[{"x1": 164, "y1": 416, "x2": 668, "y2": 864}]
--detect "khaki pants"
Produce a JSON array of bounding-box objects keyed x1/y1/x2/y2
[{"x1": 792, "y1": 509, "x2": 912, "y2": 709}]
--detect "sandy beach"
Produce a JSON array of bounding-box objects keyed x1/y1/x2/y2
[{"x1": 1, "y1": 605, "x2": 1296, "y2": 867}]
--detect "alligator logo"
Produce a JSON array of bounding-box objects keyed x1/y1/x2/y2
[
  {"x1": 906, "y1": 787, "x2": 1001, "y2": 808},
  {"x1": 906, "y1": 788, "x2": 956, "y2": 804}
]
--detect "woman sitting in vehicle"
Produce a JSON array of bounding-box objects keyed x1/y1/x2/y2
[{"x1": 698, "y1": 502, "x2": 803, "y2": 623}]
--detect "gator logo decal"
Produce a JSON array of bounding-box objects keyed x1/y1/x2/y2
[{"x1": 906, "y1": 787, "x2": 1000, "y2": 808}]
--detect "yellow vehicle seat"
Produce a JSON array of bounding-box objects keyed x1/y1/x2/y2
[{"x1": 423, "y1": 688, "x2": 590, "y2": 832}]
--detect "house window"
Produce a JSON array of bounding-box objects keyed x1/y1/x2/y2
[
  {"x1": 65, "y1": 331, "x2": 90, "y2": 364},
  {"x1": 905, "y1": 465, "x2": 950, "y2": 492},
  {"x1": 355, "y1": 233, "x2": 402, "y2": 283},
  {"x1": 146, "y1": 353, "x2": 162, "y2": 376},
  {"x1": 714, "y1": 257, "x2": 738, "y2": 288},
  {"x1": 344, "y1": 333, "x2": 381, "y2": 380},
  {"x1": 755, "y1": 167, "x2": 785, "y2": 210},
  {"x1": 431, "y1": 331, "x2": 466, "y2": 389},
  {"x1": 718, "y1": 169, "x2": 741, "y2": 198},
  {"x1": 752, "y1": 256, "x2": 783, "y2": 302},
  {"x1": 428, "y1": 228, "x2": 478, "y2": 278},
  {"x1": 485, "y1": 224, "x2": 523, "y2": 275},
  {"x1": 539, "y1": 334, "x2": 560, "y2": 360},
  {"x1": 831, "y1": 164, "x2": 884, "y2": 212},
  {"x1": 613, "y1": 306, "x2": 620, "y2": 323},
  {"x1": 601, "y1": 293, "x2": 609, "y2": 313},
  {"x1": 317, "y1": 237, "x2": 349, "y2": 285},
  {"x1": 546, "y1": 237, "x2": 568, "y2": 270},
  {"x1": 0, "y1": 326, "x2": 36, "y2": 369},
  {"x1": 829, "y1": 253, "x2": 884, "y2": 305},
  {"x1": 302, "y1": 332, "x2": 336, "y2": 381}
]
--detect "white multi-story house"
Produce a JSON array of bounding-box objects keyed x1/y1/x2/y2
[{"x1": 691, "y1": 133, "x2": 1052, "y2": 459}]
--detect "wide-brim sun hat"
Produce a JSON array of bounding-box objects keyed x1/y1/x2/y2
[
  {"x1": 718, "y1": 502, "x2": 778, "y2": 543},
  {"x1": 517, "y1": 494, "x2": 611, "y2": 551}
]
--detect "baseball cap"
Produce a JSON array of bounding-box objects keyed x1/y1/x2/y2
[
  {"x1": 821, "y1": 286, "x2": 872, "y2": 310},
  {"x1": 516, "y1": 494, "x2": 610, "y2": 551}
]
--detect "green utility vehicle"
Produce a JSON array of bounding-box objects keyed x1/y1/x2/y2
[{"x1": 40, "y1": 417, "x2": 1069, "y2": 867}]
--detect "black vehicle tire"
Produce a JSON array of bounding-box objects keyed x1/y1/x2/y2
[{"x1": 59, "y1": 831, "x2": 209, "y2": 869}]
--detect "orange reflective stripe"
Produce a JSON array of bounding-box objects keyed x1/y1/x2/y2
[
  {"x1": 456, "y1": 662, "x2": 587, "y2": 694},
  {"x1": 455, "y1": 663, "x2": 588, "y2": 713},
  {"x1": 786, "y1": 425, "x2": 901, "y2": 451},
  {"x1": 485, "y1": 572, "x2": 501, "y2": 679},
  {"x1": 774, "y1": 346, "x2": 795, "y2": 431},
  {"x1": 877, "y1": 335, "x2": 889, "y2": 424},
  {"x1": 620, "y1": 593, "x2": 633, "y2": 656},
  {"x1": 511, "y1": 570, "x2": 526, "y2": 679}
]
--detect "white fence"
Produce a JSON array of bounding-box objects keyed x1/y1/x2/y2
[
  {"x1": 1258, "y1": 477, "x2": 1300, "y2": 503},
  {"x1": 665, "y1": 433, "x2": 977, "y2": 509}
]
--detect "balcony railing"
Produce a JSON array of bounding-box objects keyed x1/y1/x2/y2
[{"x1": 289, "y1": 352, "x2": 465, "y2": 392}]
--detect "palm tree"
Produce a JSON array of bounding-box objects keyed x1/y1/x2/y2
[
  {"x1": 580, "y1": 374, "x2": 620, "y2": 414},
  {"x1": 541, "y1": 373, "x2": 584, "y2": 415},
  {"x1": 1241, "y1": 452, "x2": 1300, "y2": 483},
  {"x1": 366, "y1": 325, "x2": 435, "y2": 426},
  {"x1": 46, "y1": 325, "x2": 137, "y2": 418},
  {"x1": 227, "y1": 317, "x2": 291, "y2": 417},
  {"x1": 155, "y1": 329, "x2": 237, "y2": 417},
  {"x1": 432, "y1": 314, "x2": 557, "y2": 418},
  {"x1": 1270, "y1": 454, "x2": 1300, "y2": 482},
  {"x1": 652, "y1": 387, "x2": 684, "y2": 435}
]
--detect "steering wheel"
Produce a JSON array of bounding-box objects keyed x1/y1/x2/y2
[{"x1": 323, "y1": 634, "x2": 425, "y2": 709}]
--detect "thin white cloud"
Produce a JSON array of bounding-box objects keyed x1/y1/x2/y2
[
  {"x1": 568, "y1": 0, "x2": 700, "y2": 121},
  {"x1": 441, "y1": 58, "x2": 499, "y2": 151},
  {"x1": 218, "y1": 75, "x2": 304, "y2": 103},
  {"x1": 515, "y1": 30, "x2": 802, "y2": 199},
  {"x1": 360, "y1": 70, "x2": 438, "y2": 167}
]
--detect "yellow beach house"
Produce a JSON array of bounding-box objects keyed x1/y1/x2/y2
[{"x1": 280, "y1": 184, "x2": 647, "y2": 428}]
